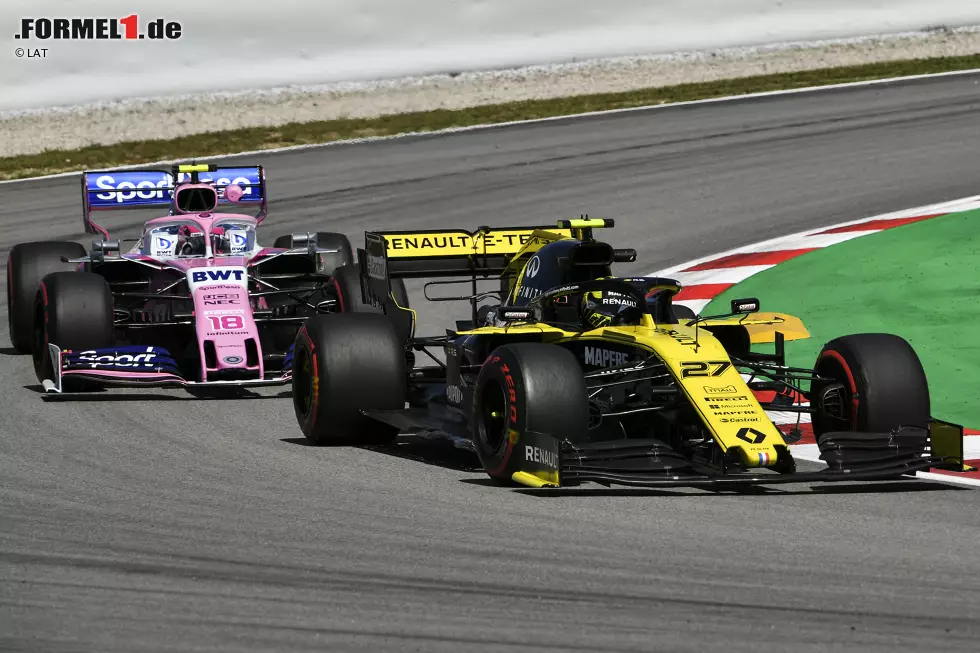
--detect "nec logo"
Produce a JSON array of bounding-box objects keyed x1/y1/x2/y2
[{"x1": 191, "y1": 270, "x2": 244, "y2": 283}]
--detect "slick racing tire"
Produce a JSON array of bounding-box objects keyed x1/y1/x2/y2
[
  {"x1": 331, "y1": 264, "x2": 412, "y2": 347},
  {"x1": 292, "y1": 313, "x2": 407, "y2": 445},
  {"x1": 331, "y1": 264, "x2": 410, "y2": 313},
  {"x1": 33, "y1": 272, "x2": 114, "y2": 384},
  {"x1": 471, "y1": 343, "x2": 589, "y2": 484},
  {"x1": 810, "y1": 333, "x2": 930, "y2": 441},
  {"x1": 7, "y1": 241, "x2": 86, "y2": 353},
  {"x1": 273, "y1": 232, "x2": 353, "y2": 274},
  {"x1": 672, "y1": 304, "x2": 697, "y2": 322}
]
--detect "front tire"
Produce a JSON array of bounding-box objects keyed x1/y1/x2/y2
[
  {"x1": 33, "y1": 272, "x2": 114, "y2": 383},
  {"x1": 292, "y1": 313, "x2": 407, "y2": 445},
  {"x1": 811, "y1": 333, "x2": 930, "y2": 440},
  {"x1": 471, "y1": 343, "x2": 589, "y2": 483},
  {"x1": 7, "y1": 241, "x2": 86, "y2": 353}
]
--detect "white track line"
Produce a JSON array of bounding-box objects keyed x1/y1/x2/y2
[
  {"x1": 790, "y1": 446, "x2": 980, "y2": 490},
  {"x1": 3, "y1": 68, "x2": 979, "y2": 186},
  {"x1": 653, "y1": 195, "x2": 980, "y2": 278}
]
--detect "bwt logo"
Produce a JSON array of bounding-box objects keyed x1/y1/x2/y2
[{"x1": 192, "y1": 270, "x2": 245, "y2": 283}]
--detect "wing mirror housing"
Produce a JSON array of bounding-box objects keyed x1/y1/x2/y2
[
  {"x1": 570, "y1": 242, "x2": 614, "y2": 266},
  {"x1": 90, "y1": 240, "x2": 120, "y2": 263},
  {"x1": 613, "y1": 248, "x2": 637, "y2": 263},
  {"x1": 731, "y1": 298, "x2": 760, "y2": 314},
  {"x1": 290, "y1": 232, "x2": 319, "y2": 257}
]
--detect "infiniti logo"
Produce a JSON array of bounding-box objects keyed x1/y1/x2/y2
[{"x1": 525, "y1": 255, "x2": 541, "y2": 279}]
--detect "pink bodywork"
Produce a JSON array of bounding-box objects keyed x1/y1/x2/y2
[{"x1": 61, "y1": 198, "x2": 293, "y2": 386}]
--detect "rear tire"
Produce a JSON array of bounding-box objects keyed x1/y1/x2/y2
[
  {"x1": 6, "y1": 241, "x2": 86, "y2": 353},
  {"x1": 273, "y1": 232, "x2": 353, "y2": 274},
  {"x1": 471, "y1": 343, "x2": 589, "y2": 483},
  {"x1": 331, "y1": 264, "x2": 409, "y2": 312},
  {"x1": 292, "y1": 313, "x2": 407, "y2": 445},
  {"x1": 33, "y1": 272, "x2": 114, "y2": 383},
  {"x1": 811, "y1": 333, "x2": 930, "y2": 440},
  {"x1": 331, "y1": 264, "x2": 412, "y2": 346}
]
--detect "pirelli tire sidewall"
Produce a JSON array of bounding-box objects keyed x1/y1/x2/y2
[
  {"x1": 811, "y1": 333, "x2": 930, "y2": 439},
  {"x1": 33, "y1": 271, "x2": 114, "y2": 383},
  {"x1": 471, "y1": 343, "x2": 589, "y2": 484},
  {"x1": 291, "y1": 313, "x2": 406, "y2": 445}
]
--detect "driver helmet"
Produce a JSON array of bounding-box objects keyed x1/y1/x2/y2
[
  {"x1": 581, "y1": 284, "x2": 642, "y2": 329},
  {"x1": 177, "y1": 225, "x2": 207, "y2": 256}
]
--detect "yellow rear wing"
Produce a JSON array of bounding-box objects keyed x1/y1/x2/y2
[
  {"x1": 357, "y1": 218, "x2": 616, "y2": 331},
  {"x1": 375, "y1": 218, "x2": 614, "y2": 260}
]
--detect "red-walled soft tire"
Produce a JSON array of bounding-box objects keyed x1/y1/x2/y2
[
  {"x1": 811, "y1": 333, "x2": 930, "y2": 441},
  {"x1": 471, "y1": 343, "x2": 589, "y2": 483},
  {"x1": 292, "y1": 313, "x2": 406, "y2": 445}
]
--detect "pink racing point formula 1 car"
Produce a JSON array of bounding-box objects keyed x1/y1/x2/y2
[{"x1": 5, "y1": 163, "x2": 409, "y2": 395}]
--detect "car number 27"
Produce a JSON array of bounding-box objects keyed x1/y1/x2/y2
[{"x1": 680, "y1": 361, "x2": 731, "y2": 377}]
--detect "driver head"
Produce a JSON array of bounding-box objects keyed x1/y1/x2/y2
[{"x1": 581, "y1": 287, "x2": 641, "y2": 329}]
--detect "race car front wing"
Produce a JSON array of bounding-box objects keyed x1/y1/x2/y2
[
  {"x1": 41, "y1": 343, "x2": 292, "y2": 394},
  {"x1": 513, "y1": 424, "x2": 973, "y2": 489}
]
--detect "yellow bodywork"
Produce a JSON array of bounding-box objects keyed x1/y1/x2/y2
[
  {"x1": 698, "y1": 312, "x2": 810, "y2": 344},
  {"x1": 460, "y1": 314, "x2": 789, "y2": 469},
  {"x1": 376, "y1": 218, "x2": 795, "y2": 472},
  {"x1": 512, "y1": 471, "x2": 560, "y2": 488}
]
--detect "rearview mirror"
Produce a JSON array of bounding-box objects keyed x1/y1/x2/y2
[
  {"x1": 613, "y1": 248, "x2": 637, "y2": 263},
  {"x1": 731, "y1": 298, "x2": 760, "y2": 314}
]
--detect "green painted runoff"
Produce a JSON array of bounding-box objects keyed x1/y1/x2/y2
[{"x1": 705, "y1": 209, "x2": 980, "y2": 427}]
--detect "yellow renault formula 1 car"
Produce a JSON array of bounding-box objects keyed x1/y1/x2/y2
[{"x1": 289, "y1": 219, "x2": 972, "y2": 488}]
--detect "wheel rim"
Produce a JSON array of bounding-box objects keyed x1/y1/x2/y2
[
  {"x1": 814, "y1": 356, "x2": 856, "y2": 432},
  {"x1": 479, "y1": 380, "x2": 508, "y2": 454}
]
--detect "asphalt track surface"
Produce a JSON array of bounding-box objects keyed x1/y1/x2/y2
[{"x1": 3, "y1": 74, "x2": 980, "y2": 652}]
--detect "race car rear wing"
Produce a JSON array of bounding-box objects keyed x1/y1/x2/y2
[
  {"x1": 81, "y1": 164, "x2": 268, "y2": 238},
  {"x1": 355, "y1": 219, "x2": 621, "y2": 330}
]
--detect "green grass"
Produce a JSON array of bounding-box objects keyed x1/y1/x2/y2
[
  {"x1": 704, "y1": 210, "x2": 980, "y2": 427},
  {"x1": 4, "y1": 53, "x2": 980, "y2": 180}
]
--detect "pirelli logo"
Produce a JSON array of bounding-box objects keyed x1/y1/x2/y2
[{"x1": 381, "y1": 229, "x2": 572, "y2": 258}]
